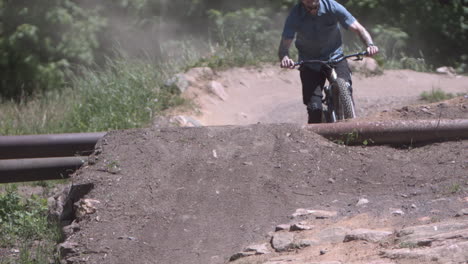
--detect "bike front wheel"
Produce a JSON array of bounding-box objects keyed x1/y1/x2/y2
[{"x1": 332, "y1": 78, "x2": 356, "y2": 120}]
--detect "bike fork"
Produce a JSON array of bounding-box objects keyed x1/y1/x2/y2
[{"x1": 324, "y1": 85, "x2": 337, "y2": 123}]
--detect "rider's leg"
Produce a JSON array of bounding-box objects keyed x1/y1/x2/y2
[{"x1": 300, "y1": 66, "x2": 326, "y2": 123}]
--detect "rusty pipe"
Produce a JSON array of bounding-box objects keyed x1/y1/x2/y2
[
  {"x1": 0, "y1": 132, "x2": 106, "y2": 159},
  {"x1": 0, "y1": 156, "x2": 87, "y2": 183},
  {"x1": 304, "y1": 119, "x2": 468, "y2": 145}
]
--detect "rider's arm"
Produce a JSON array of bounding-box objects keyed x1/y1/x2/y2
[
  {"x1": 278, "y1": 38, "x2": 295, "y2": 68},
  {"x1": 348, "y1": 21, "x2": 379, "y2": 56}
]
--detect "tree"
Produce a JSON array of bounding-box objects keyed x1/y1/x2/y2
[
  {"x1": 345, "y1": 0, "x2": 467, "y2": 70},
  {"x1": 0, "y1": 0, "x2": 105, "y2": 100}
]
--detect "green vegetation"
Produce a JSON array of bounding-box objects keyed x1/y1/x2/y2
[
  {"x1": 0, "y1": 185, "x2": 61, "y2": 264},
  {"x1": 64, "y1": 57, "x2": 186, "y2": 133},
  {"x1": 420, "y1": 88, "x2": 455, "y2": 103},
  {"x1": 447, "y1": 183, "x2": 462, "y2": 194},
  {"x1": 345, "y1": 0, "x2": 468, "y2": 73},
  {"x1": 0, "y1": 0, "x2": 105, "y2": 101},
  {"x1": 0, "y1": 54, "x2": 188, "y2": 135},
  {"x1": 398, "y1": 241, "x2": 421, "y2": 249},
  {"x1": 203, "y1": 8, "x2": 279, "y2": 68}
]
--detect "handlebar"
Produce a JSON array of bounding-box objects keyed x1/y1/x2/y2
[{"x1": 294, "y1": 51, "x2": 368, "y2": 67}]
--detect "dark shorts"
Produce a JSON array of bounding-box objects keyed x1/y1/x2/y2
[{"x1": 300, "y1": 60, "x2": 352, "y2": 106}]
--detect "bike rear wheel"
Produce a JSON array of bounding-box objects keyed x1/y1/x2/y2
[{"x1": 332, "y1": 78, "x2": 356, "y2": 120}]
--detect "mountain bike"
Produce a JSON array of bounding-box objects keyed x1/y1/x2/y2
[{"x1": 295, "y1": 51, "x2": 367, "y2": 123}]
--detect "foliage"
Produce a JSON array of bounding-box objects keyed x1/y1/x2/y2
[
  {"x1": 0, "y1": 50, "x2": 192, "y2": 135},
  {"x1": 0, "y1": 185, "x2": 61, "y2": 263},
  {"x1": 0, "y1": 186, "x2": 50, "y2": 246},
  {"x1": 0, "y1": 90, "x2": 73, "y2": 135},
  {"x1": 0, "y1": 0, "x2": 105, "y2": 100},
  {"x1": 345, "y1": 0, "x2": 468, "y2": 72},
  {"x1": 63, "y1": 56, "x2": 186, "y2": 133},
  {"x1": 420, "y1": 88, "x2": 455, "y2": 103},
  {"x1": 204, "y1": 8, "x2": 280, "y2": 68}
]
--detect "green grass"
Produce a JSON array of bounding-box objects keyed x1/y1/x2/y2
[
  {"x1": 0, "y1": 185, "x2": 62, "y2": 264},
  {"x1": 398, "y1": 241, "x2": 421, "y2": 249},
  {"x1": 420, "y1": 88, "x2": 455, "y2": 103},
  {"x1": 447, "y1": 183, "x2": 462, "y2": 194},
  {"x1": 63, "y1": 57, "x2": 187, "y2": 133},
  {"x1": 0, "y1": 55, "x2": 189, "y2": 135}
]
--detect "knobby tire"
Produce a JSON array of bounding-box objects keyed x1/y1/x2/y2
[{"x1": 332, "y1": 78, "x2": 356, "y2": 120}]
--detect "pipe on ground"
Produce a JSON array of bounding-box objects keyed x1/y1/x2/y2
[
  {"x1": 305, "y1": 119, "x2": 468, "y2": 145},
  {"x1": 0, "y1": 119, "x2": 466, "y2": 183},
  {"x1": 0, "y1": 157, "x2": 87, "y2": 183},
  {"x1": 0, "y1": 132, "x2": 106, "y2": 159}
]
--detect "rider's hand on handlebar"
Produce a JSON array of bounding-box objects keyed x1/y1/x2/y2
[
  {"x1": 366, "y1": 45, "x2": 379, "y2": 57},
  {"x1": 280, "y1": 56, "x2": 295, "y2": 69}
]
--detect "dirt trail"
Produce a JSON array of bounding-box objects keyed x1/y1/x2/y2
[
  {"x1": 183, "y1": 65, "x2": 467, "y2": 126},
  {"x1": 53, "y1": 66, "x2": 468, "y2": 264}
]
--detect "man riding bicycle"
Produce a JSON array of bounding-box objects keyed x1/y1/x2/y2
[{"x1": 279, "y1": 0, "x2": 379, "y2": 123}]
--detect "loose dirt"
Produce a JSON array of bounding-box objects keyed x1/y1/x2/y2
[{"x1": 55, "y1": 65, "x2": 467, "y2": 264}]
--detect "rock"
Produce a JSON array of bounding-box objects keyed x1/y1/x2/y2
[
  {"x1": 396, "y1": 220, "x2": 468, "y2": 249},
  {"x1": 48, "y1": 185, "x2": 72, "y2": 222},
  {"x1": 169, "y1": 115, "x2": 203, "y2": 127},
  {"x1": 75, "y1": 199, "x2": 100, "y2": 220},
  {"x1": 240, "y1": 112, "x2": 248, "y2": 118},
  {"x1": 295, "y1": 239, "x2": 314, "y2": 248},
  {"x1": 165, "y1": 73, "x2": 190, "y2": 93},
  {"x1": 316, "y1": 227, "x2": 350, "y2": 243},
  {"x1": 356, "y1": 198, "x2": 369, "y2": 207},
  {"x1": 292, "y1": 209, "x2": 337, "y2": 219},
  {"x1": 368, "y1": 260, "x2": 398, "y2": 264},
  {"x1": 438, "y1": 102, "x2": 449, "y2": 108},
  {"x1": 207, "y1": 81, "x2": 229, "y2": 101},
  {"x1": 436, "y1": 66, "x2": 456, "y2": 76},
  {"x1": 245, "y1": 243, "x2": 271, "y2": 255},
  {"x1": 185, "y1": 67, "x2": 215, "y2": 81},
  {"x1": 290, "y1": 222, "x2": 314, "y2": 231},
  {"x1": 58, "y1": 241, "x2": 80, "y2": 257},
  {"x1": 271, "y1": 232, "x2": 295, "y2": 252},
  {"x1": 344, "y1": 229, "x2": 393, "y2": 243},
  {"x1": 382, "y1": 241, "x2": 468, "y2": 263},
  {"x1": 229, "y1": 251, "x2": 256, "y2": 261},
  {"x1": 455, "y1": 208, "x2": 468, "y2": 217},
  {"x1": 392, "y1": 209, "x2": 405, "y2": 216},
  {"x1": 63, "y1": 221, "x2": 80, "y2": 237},
  {"x1": 275, "y1": 224, "x2": 291, "y2": 231},
  {"x1": 267, "y1": 257, "x2": 340, "y2": 264}
]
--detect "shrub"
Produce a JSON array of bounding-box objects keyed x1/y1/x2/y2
[
  {"x1": 206, "y1": 8, "x2": 280, "y2": 68},
  {"x1": 420, "y1": 88, "x2": 454, "y2": 103},
  {"x1": 0, "y1": 0, "x2": 105, "y2": 100}
]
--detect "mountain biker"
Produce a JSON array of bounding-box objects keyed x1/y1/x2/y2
[{"x1": 279, "y1": 0, "x2": 379, "y2": 123}]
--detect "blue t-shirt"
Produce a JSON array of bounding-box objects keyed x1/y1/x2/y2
[{"x1": 282, "y1": 0, "x2": 356, "y2": 65}]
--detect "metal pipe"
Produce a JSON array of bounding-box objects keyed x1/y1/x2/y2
[
  {"x1": 304, "y1": 119, "x2": 468, "y2": 145},
  {"x1": 0, "y1": 157, "x2": 87, "y2": 183},
  {"x1": 0, "y1": 132, "x2": 106, "y2": 159}
]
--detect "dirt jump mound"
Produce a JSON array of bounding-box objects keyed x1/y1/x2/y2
[{"x1": 57, "y1": 122, "x2": 467, "y2": 264}]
